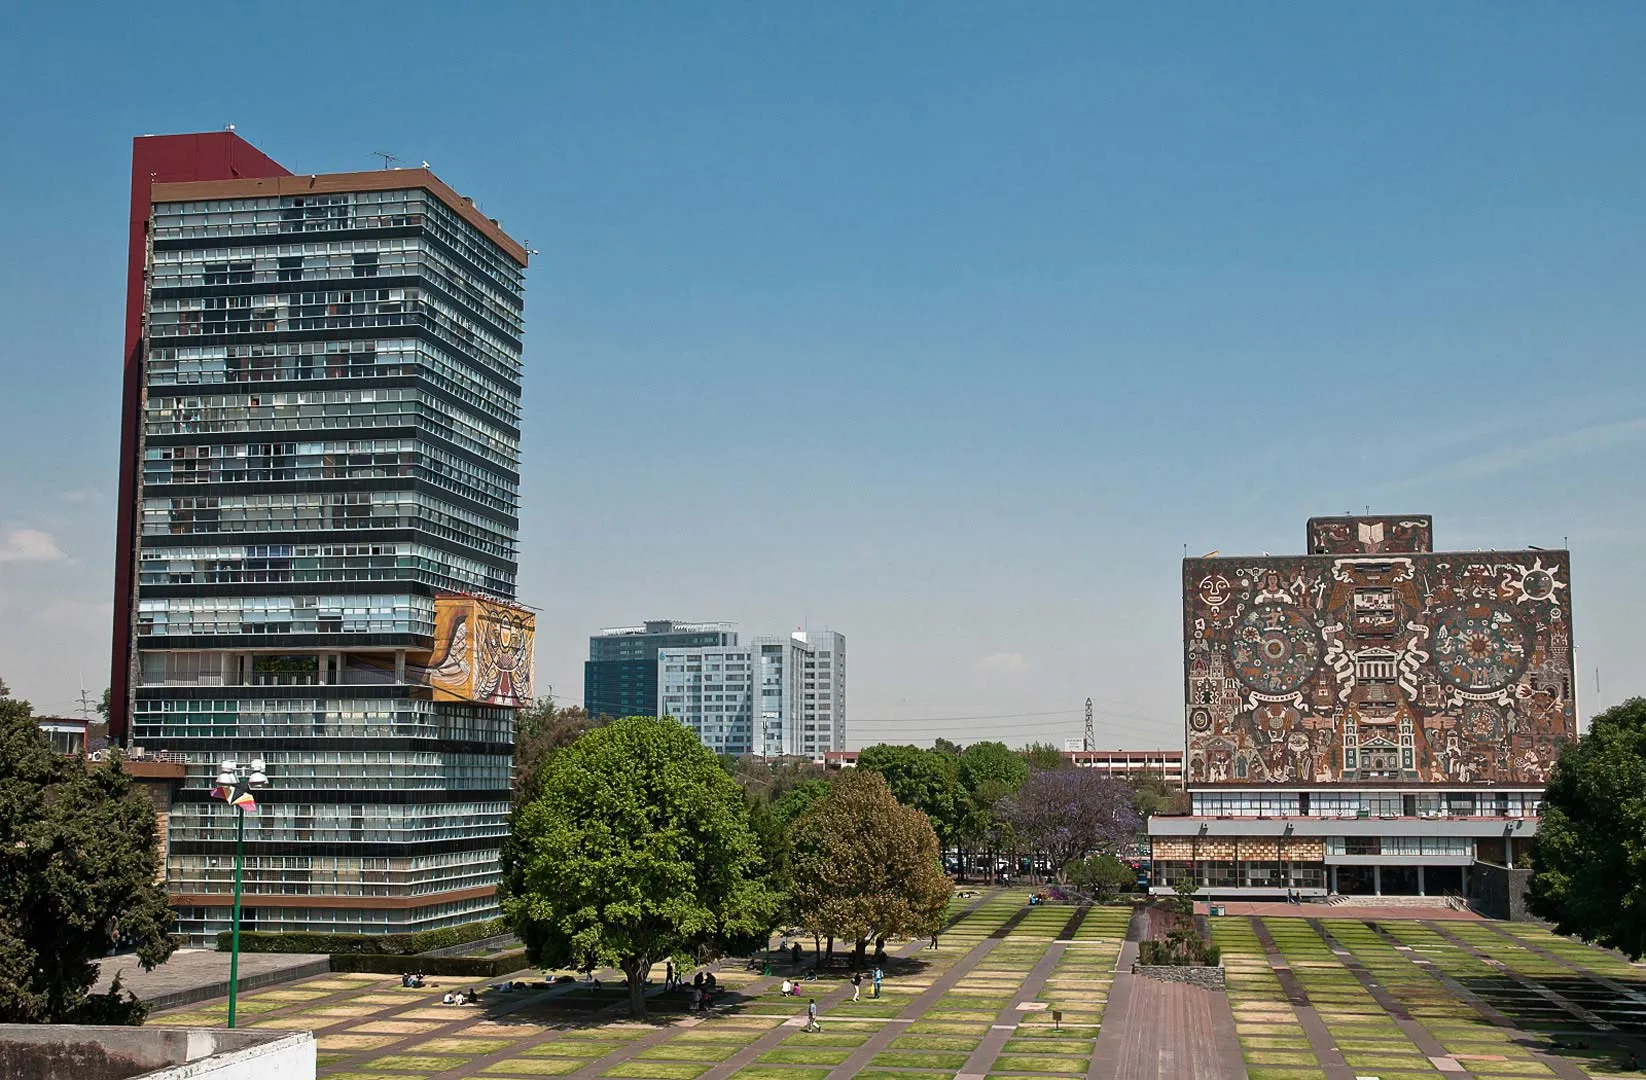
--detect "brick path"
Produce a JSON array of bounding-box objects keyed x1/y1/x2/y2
[{"x1": 1088, "y1": 908, "x2": 1245, "y2": 1080}]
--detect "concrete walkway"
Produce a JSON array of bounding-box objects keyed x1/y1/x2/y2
[
  {"x1": 95, "y1": 948, "x2": 330, "y2": 1011},
  {"x1": 1089, "y1": 909, "x2": 1246, "y2": 1080}
]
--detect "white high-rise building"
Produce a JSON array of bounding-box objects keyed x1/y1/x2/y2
[{"x1": 659, "y1": 629, "x2": 845, "y2": 757}]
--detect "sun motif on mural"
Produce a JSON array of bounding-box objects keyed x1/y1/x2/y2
[
  {"x1": 1228, "y1": 603, "x2": 1322, "y2": 695},
  {"x1": 1502, "y1": 557, "x2": 1565, "y2": 606},
  {"x1": 1432, "y1": 602, "x2": 1527, "y2": 693}
]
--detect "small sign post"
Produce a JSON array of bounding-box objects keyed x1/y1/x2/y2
[{"x1": 1053, "y1": 1010, "x2": 1062, "y2": 1031}]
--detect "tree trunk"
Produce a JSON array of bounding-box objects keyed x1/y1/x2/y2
[
  {"x1": 824, "y1": 935, "x2": 834, "y2": 961},
  {"x1": 622, "y1": 957, "x2": 647, "y2": 1020},
  {"x1": 853, "y1": 938, "x2": 867, "y2": 968}
]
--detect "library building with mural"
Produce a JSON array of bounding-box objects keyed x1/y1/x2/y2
[{"x1": 1148, "y1": 514, "x2": 1576, "y2": 918}]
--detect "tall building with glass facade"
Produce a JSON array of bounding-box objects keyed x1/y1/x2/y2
[
  {"x1": 584, "y1": 620, "x2": 738, "y2": 719},
  {"x1": 658, "y1": 630, "x2": 845, "y2": 757},
  {"x1": 109, "y1": 132, "x2": 533, "y2": 941}
]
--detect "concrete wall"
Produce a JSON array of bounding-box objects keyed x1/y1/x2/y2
[
  {"x1": 0, "y1": 1026, "x2": 312, "y2": 1080},
  {"x1": 1469, "y1": 861, "x2": 1534, "y2": 921}
]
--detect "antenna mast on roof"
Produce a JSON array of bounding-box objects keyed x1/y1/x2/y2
[
  {"x1": 372, "y1": 151, "x2": 402, "y2": 170},
  {"x1": 1084, "y1": 698, "x2": 1094, "y2": 752}
]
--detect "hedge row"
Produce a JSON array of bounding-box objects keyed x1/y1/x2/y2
[
  {"x1": 329, "y1": 950, "x2": 530, "y2": 978},
  {"x1": 217, "y1": 916, "x2": 508, "y2": 956}
]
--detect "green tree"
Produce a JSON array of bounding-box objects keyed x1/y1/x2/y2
[
  {"x1": 503, "y1": 716, "x2": 780, "y2": 1018},
  {"x1": 0, "y1": 682, "x2": 175, "y2": 1023},
  {"x1": 511, "y1": 693, "x2": 601, "y2": 805},
  {"x1": 771, "y1": 778, "x2": 832, "y2": 828},
  {"x1": 932, "y1": 737, "x2": 962, "y2": 757},
  {"x1": 1529, "y1": 698, "x2": 1646, "y2": 957},
  {"x1": 788, "y1": 770, "x2": 952, "y2": 966},
  {"x1": 958, "y1": 741, "x2": 1028, "y2": 796},
  {"x1": 1127, "y1": 769, "x2": 1186, "y2": 817},
  {"x1": 1066, "y1": 854, "x2": 1134, "y2": 901},
  {"x1": 1021, "y1": 742, "x2": 1066, "y2": 771},
  {"x1": 856, "y1": 744, "x2": 966, "y2": 842}
]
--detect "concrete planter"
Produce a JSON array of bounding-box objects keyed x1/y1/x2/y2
[{"x1": 1131, "y1": 963, "x2": 1226, "y2": 990}]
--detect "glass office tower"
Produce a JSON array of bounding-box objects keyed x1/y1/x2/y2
[{"x1": 114, "y1": 134, "x2": 532, "y2": 940}]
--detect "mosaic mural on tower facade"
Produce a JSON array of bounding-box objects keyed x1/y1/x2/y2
[{"x1": 1184, "y1": 519, "x2": 1574, "y2": 787}]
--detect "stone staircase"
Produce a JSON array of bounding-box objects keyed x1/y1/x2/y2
[{"x1": 1324, "y1": 895, "x2": 1460, "y2": 909}]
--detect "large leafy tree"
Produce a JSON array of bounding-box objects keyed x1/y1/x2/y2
[
  {"x1": 1021, "y1": 742, "x2": 1067, "y2": 771},
  {"x1": 1529, "y1": 698, "x2": 1646, "y2": 957},
  {"x1": 856, "y1": 744, "x2": 966, "y2": 843},
  {"x1": 995, "y1": 768, "x2": 1140, "y2": 879},
  {"x1": 511, "y1": 693, "x2": 601, "y2": 805},
  {"x1": 789, "y1": 770, "x2": 952, "y2": 965},
  {"x1": 503, "y1": 716, "x2": 780, "y2": 1018},
  {"x1": 0, "y1": 681, "x2": 175, "y2": 1023}
]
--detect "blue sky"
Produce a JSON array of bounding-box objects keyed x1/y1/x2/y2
[{"x1": 0, "y1": 3, "x2": 1641, "y2": 744}]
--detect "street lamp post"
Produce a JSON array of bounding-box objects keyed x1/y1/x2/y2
[{"x1": 213, "y1": 756, "x2": 269, "y2": 1029}]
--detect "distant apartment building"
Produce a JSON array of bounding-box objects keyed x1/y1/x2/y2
[
  {"x1": 584, "y1": 621, "x2": 738, "y2": 718},
  {"x1": 659, "y1": 630, "x2": 845, "y2": 757}
]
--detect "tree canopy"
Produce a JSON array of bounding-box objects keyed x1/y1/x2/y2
[
  {"x1": 0, "y1": 683, "x2": 175, "y2": 1023},
  {"x1": 855, "y1": 744, "x2": 966, "y2": 842},
  {"x1": 957, "y1": 740, "x2": 1028, "y2": 796},
  {"x1": 510, "y1": 693, "x2": 601, "y2": 805},
  {"x1": 503, "y1": 716, "x2": 780, "y2": 1017},
  {"x1": 1021, "y1": 742, "x2": 1067, "y2": 771},
  {"x1": 1529, "y1": 698, "x2": 1646, "y2": 958},
  {"x1": 788, "y1": 770, "x2": 952, "y2": 964},
  {"x1": 995, "y1": 768, "x2": 1141, "y2": 878}
]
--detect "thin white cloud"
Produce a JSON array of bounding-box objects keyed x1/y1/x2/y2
[
  {"x1": 978, "y1": 651, "x2": 1028, "y2": 674},
  {"x1": 59, "y1": 489, "x2": 97, "y2": 504},
  {"x1": 0, "y1": 529, "x2": 66, "y2": 564},
  {"x1": 1387, "y1": 416, "x2": 1646, "y2": 492}
]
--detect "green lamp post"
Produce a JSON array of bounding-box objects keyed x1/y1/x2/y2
[{"x1": 213, "y1": 756, "x2": 269, "y2": 1028}]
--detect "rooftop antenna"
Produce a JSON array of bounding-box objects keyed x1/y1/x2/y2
[
  {"x1": 372, "y1": 151, "x2": 402, "y2": 170},
  {"x1": 76, "y1": 684, "x2": 95, "y2": 724},
  {"x1": 1084, "y1": 698, "x2": 1094, "y2": 752}
]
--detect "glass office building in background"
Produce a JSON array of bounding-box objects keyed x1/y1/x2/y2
[
  {"x1": 109, "y1": 131, "x2": 533, "y2": 940},
  {"x1": 584, "y1": 620, "x2": 737, "y2": 718}
]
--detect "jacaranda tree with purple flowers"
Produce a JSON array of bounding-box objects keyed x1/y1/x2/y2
[{"x1": 994, "y1": 768, "x2": 1141, "y2": 881}]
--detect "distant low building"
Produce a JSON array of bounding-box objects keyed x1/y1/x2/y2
[{"x1": 823, "y1": 746, "x2": 1182, "y2": 784}]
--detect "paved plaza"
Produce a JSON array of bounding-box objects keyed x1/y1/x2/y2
[{"x1": 147, "y1": 891, "x2": 1646, "y2": 1080}]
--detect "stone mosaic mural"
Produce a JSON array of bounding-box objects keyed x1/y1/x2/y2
[{"x1": 1184, "y1": 524, "x2": 1574, "y2": 787}]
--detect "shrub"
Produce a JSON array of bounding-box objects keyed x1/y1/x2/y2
[{"x1": 218, "y1": 916, "x2": 507, "y2": 956}]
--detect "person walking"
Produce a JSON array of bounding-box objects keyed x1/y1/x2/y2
[
  {"x1": 665, "y1": 960, "x2": 675, "y2": 989},
  {"x1": 872, "y1": 966, "x2": 883, "y2": 999},
  {"x1": 804, "y1": 998, "x2": 821, "y2": 1032},
  {"x1": 850, "y1": 970, "x2": 862, "y2": 1002}
]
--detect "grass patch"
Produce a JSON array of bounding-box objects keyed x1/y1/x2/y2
[
  {"x1": 889, "y1": 1034, "x2": 981, "y2": 1051},
  {"x1": 481, "y1": 1058, "x2": 585, "y2": 1076},
  {"x1": 727, "y1": 1069, "x2": 829, "y2": 1080},
  {"x1": 757, "y1": 1047, "x2": 853, "y2": 1066},
  {"x1": 361, "y1": 1053, "x2": 465, "y2": 1071},
  {"x1": 781, "y1": 1031, "x2": 868, "y2": 1048},
  {"x1": 991, "y1": 1053, "x2": 1088, "y2": 1073},
  {"x1": 635, "y1": 1042, "x2": 741, "y2": 1062},
  {"x1": 1001, "y1": 1037, "x2": 1093, "y2": 1054},
  {"x1": 601, "y1": 1062, "x2": 709, "y2": 1079},
  {"x1": 870, "y1": 1050, "x2": 971, "y2": 1069}
]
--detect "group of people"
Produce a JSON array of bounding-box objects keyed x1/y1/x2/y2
[
  {"x1": 400, "y1": 972, "x2": 426, "y2": 988},
  {"x1": 848, "y1": 966, "x2": 884, "y2": 1001},
  {"x1": 440, "y1": 988, "x2": 480, "y2": 1006},
  {"x1": 667, "y1": 963, "x2": 721, "y2": 1013}
]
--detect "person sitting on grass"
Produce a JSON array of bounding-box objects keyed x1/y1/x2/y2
[
  {"x1": 442, "y1": 992, "x2": 456, "y2": 1005},
  {"x1": 780, "y1": 977, "x2": 793, "y2": 996},
  {"x1": 464, "y1": 988, "x2": 478, "y2": 1005}
]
